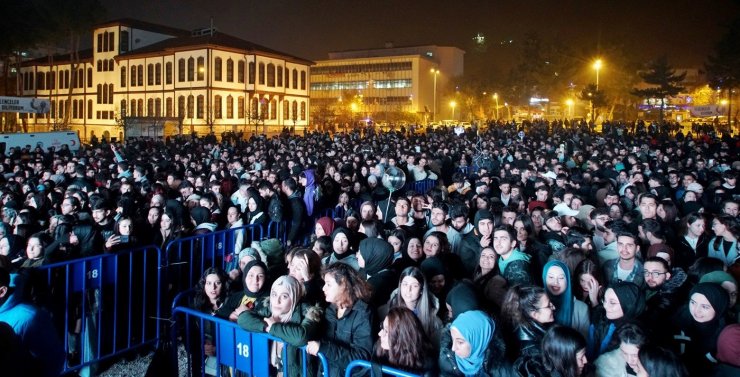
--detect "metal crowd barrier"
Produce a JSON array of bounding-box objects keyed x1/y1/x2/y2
[
  {"x1": 164, "y1": 221, "x2": 286, "y2": 296},
  {"x1": 38, "y1": 245, "x2": 163, "y2": 374},
  {"x1": 413, "y1": 179, "x2": 437, "y2": 194},
  {"x1": 345, "y1": 360, "x2": 422, "y2": 377},
  {"x1": 172, "y1": 305, "x2": 329, "y2": 377}
]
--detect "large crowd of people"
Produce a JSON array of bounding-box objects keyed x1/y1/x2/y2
[{"x1": 0, "y1": 118, "x2": 739, "y2": 377}]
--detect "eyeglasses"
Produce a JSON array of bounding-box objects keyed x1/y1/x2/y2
[
  {"x1": 643, "y1": 271, "x2": 667, "y2": 278},
  {"x1": 536, "y1": 302, "x2": 555, "y2": 311}
]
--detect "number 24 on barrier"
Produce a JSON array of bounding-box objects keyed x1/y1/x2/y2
[{"x1": 237, "y1": 343, "x2": 249, "y2": 358}]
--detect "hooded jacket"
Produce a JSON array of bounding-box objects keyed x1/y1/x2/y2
[
  {"x1": 318, "y1": 300, "x2": 374, "y2": 377},
  {"x1": 641, "y1": 267, "x2": 689, "y2": 338}
]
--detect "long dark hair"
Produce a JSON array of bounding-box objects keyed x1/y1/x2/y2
[
  {"x1": 193, "y1": 267, "x2": 229, "y2": 313},
  {"x1": 501, "y1": 285, "x2": 546, "y2": 331},
  {"x1": 375, "y1": 307, "x2": 430, "y2": 372},
  {"x1": 541, "y1": 325, "x2": 587, "y2": 377},
  {"x1": 322, "y1": 262, "x2": 370, "y2": 308},
  {"x1": 637, "y1": 344, "x2": 688, "y2": 377}
]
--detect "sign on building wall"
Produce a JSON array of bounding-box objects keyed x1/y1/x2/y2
[
  {"x1": 690, "y1": 105, "x2": 727, "y2": 118},
  {"x1": 0, "y1": 97, "x2": 51, "y2": 114}
]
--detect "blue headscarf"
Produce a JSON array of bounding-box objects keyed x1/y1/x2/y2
[
  {"x1": 302, "y1": 169, "x2": 317, "y2": 216},
  {"x1": 542, "y1": 260, "x2": 573, "y2": 327},
  {"x1": 451, "y1": 310, "x2": 494, "y2": 376}
]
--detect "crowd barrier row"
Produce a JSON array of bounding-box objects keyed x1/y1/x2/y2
[{"x1": 35, "y1": 209, "x2": 429, "y2": 376}]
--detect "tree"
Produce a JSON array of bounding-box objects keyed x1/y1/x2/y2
[
  {"x1": 579, "y1": 84, "x2": 607, "y2": 123},
  {"x1": 631, "y1": 56, "x2": 685, "y2": 122},
  {"x1": 705, "y1": 18, "x2": 740, "y2": 129}
]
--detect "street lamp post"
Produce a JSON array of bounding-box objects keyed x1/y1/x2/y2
[
  {"x1": 504, "y1": 102, "x2": 511, "y2": 120},
  {"x1": 565, "y1": 98, "x2": 574, "y2": 119},
  {"x1": 431, "y1": 69, "x2": 439, "y2": 122},
  {"x1": 593, "y1": 59, "x2": 602, "y2": 91},
  {"x1": 588, "y1": 92, "x2": 594, "y2": 123},
  {"x1": 493, "y1": 93, "x2": 499, "y2": 120},
  {"x1": 450, "y1": 100, "x2": 456, "y2": 121}
]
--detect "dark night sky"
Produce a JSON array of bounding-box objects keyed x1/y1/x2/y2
[{"x1": 101, "y1": 0, "x2": 739, "y2": 67}]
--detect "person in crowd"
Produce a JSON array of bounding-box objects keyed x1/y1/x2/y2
[
  {"x1": 574, "y1": 259, "x2": 605, "y2": 308},
  {"x1": 322, "y1": 227, "x2": 360, "y2": 270},
  {"x1": 18, "y1": 233, "x2": 49, "y2": 269},
  {"x1": 104, "y1": 216, "x2": 138, "y2": 252},
  {"x1": 671, "y1": 212, "x2": 710, "y2": 271},
  {"x1": 492, "y1": 225, "x2": 532, "y2": 286},
  {"x1": 439, "y1": 310, "x2": 511, "y2": 376},
  {"x1": 473, "y1": 246, "x2": 508, "y2": 315},
  {"x1": 634, "y1": 344, "x2": 688, "y2": 377},
  {"x1": 603, "y1": 232, "x2": 645, "y2": 287},
  {"x1": 543, "y1": 260, "x2": 591, "y2": 337},
  {"x1": 587, "y1": 282, "x2": 645, "y2": 359},
  {"x1": 594, "y1": 323, "x2": 646, "y2": 377},
  {"x1": 501, "y1": 285, "x2": 555, "y2": 360},
  {"x1": 190, "y1": 267, "x2": 229, "y2": 376},
  {"x1": 700, "y1": 271, "x2": 738, "y2": 321},
  {"x1": 245, "y1": 193, "x2": 268, "y2": 226},
  {"x1": 218, "y1": 260, "x2": 270, "y2": 321},
  {"x1": 238, "y1": 275, "x2": 322, "y2": 377},
  {"x1": 305, "y1": 262, "x2": 373, "y2": 377},
  {"x1": 356, "y1": 237, "x2": 397, "y2": 308},
  {"x1": 707, "y1": 215, "x2": 739, "y2": 267},
  {"x1": 667, "y1": 282, "x2": 729, "y2": 375},
  {"x1": 515, "y1": 325, "x2": 589, "y2": 377},
  {"x1": 311, "y1": 235, "x2": 332, "y2": 260},
  {"x1": 375, "y1": 307, "x2": 437, "y2": 376},
  {"x1": 225, "y1": 204, "x2": 245, "y2": 253},
  {"x1": 422, "y1": 231, "x2": 465, "y2": 280},
  {"x1": 287, "y1": 248, "x2": 325, "y2": 306},
  {"x1": 379, "y1": 266, "x2": 443, "y2": 345},
  {"x1": 712, "y1": 324, "x2": 740, "y2": 377},
  {"x1": 391, "y1": 236, "x2": 425, "y2": 272}
]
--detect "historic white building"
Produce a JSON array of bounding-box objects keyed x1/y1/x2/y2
[
  {"x1": 310, "y1": 45, "x2": 464, "y2": 126},
  {"x1": 18, "y1": 19, "x2": 312, "y2": 141}
]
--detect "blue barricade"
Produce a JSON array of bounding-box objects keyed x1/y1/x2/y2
[
  {"x1": 172, "y1": 305, "x2": 329, "y2": 377},
  {"x1": 38, "y1": 245, "x2": 163, "y2": 375},
  {"x1": 414, "y1": 179, "x2": 437, "y2": 194},
  {"x1": 345, "y1": 360, "x2": 422, "y2": 377}
]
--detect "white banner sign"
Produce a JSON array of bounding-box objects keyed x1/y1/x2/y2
[
  {"x1": 0, "y1": 96, "x2": 51, "y2": 114},
  {"x1": 689, "y1": 105, "x2": 727, "y2": 118}
]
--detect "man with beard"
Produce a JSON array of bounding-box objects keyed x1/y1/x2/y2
[{"x1": 639, "y1": 256, "x2": 688, "y2": 339}]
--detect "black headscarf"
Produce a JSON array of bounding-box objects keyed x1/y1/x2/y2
[
  {"x1": 610, "y1": 281, "x2": 646, "y2": 320},
  {"x1": 241, "y1": 260, "x2": 269, "y2": 297},
  {"x1": 358, "y1": 238, "x2": 393, "y2": 276},
  {"x1": 446, "y1": 281, "x2": 481, "y2": 321},
  {"x1": 330, "y1": 227, "x2": 355, "y2": 260}
]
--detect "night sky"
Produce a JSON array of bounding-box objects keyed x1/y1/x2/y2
[{"x1": 101, "y1": 0, "x2": 738, "y2": 67}]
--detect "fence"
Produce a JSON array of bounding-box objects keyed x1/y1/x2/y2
[
  {"x1": 405, "y1": 178, "x2": 437, "y2": 195},
  {"x1": 37, "y1": 245, "x2": 163, "y2": 374},
  {"x1": 345, "y1": 360, "x2": 422, "y2": 377},
  {"x1": 172, "y1": 305, "x2": 329, "y2": 377}
]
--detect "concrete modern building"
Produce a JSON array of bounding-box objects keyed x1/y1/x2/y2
[
  {"x1": 18, "y1": 19, "x2": 312, "y2": 141},
  {"x1": 310, "y1": 45, "x2": 464, "y2": 128}
]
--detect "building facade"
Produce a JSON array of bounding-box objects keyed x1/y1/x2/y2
[
  {"x1": 18, "y1": 19, "x2": 312, "y2": 141},
  {"x1": 310, "y1": 45, "x2": 464, "y2": 128}
]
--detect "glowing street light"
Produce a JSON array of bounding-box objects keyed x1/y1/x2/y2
[
  {"x1": 450, "y1": 100, "x2": 457, "y2": 120},
  {"x1": 493, "y1": 93, "x2": 499, "y2": 120},
  {"x1": 504, "y1": 102, "x2": 511, "y2": 120},
  {"x1": 593, "y1": 59, "x2": 603, "y2": 90},
  {"x1": 430, "y1": 68, "x2": 440, "y2": 122}
]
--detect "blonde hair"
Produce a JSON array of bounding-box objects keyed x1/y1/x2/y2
[{"x1": 271, "y1": 275, "x2": 304, "y2": 322}]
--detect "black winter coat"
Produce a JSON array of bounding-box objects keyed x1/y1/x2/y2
[{"x1": 318, "y1": 300, "x2": 374, "y2": 377}]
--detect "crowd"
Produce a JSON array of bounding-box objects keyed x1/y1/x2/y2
[{"x1": 0, "y1": 118, "x2": 739, "y2": 377}]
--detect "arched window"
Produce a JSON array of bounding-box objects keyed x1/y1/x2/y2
[
  {"x1": 87, "y1": 68, "x2": 92, "y2": 87},
  {"x1": 155, "y1": 98, "x2": 162, "y2": 117},
  {"x1": 300, "y1": 70, "x2": 306, "y2": 90},
  {"x1": 137, "y1": 65, "x2": 143, "y2": 86},
  {"x1": 284, "y1": 67, "x2": 290, "y2": 88},
  {"x1": 251, "y1": 98, "x2": 258, "y2": 115},
  {"x1": 178, "y1": 59, "x2": 186, "y2": 82},
  {"x1": 248, "y1": 62, "x2": 255, "y2": 84},
  {"x1": 120, "y1": 30, "x2": 129, "y2": 52},
  {"x1": 131, "y1": 66, "x2": 137, "y2": 86},
  {"x1": 283, "y1": 100, "x2": 289, "y2": 120},
  {"x1": 267, "y1": 63, "x2": 275, "y2": 87},
  {"x1": 121, "y1": 67, "x2": 127, "y2": 87},
  {"x1": 155, "y1": 63, "x2": 162, "y2": 85},
  {"x1": 226, "y1": 95, "x2": 233, "y2": 119},
  {"x1": 238, "y1": 61, "x2": 245, "y2": 83},
  {"x1": 177, "y1": 96, "x2": 185, "y2": 118},
  {"x1": 258, "y1": 62, "x2": 265, "y2": 85},
  {"x1": 36, "y1": 72, "x2": 45, "y2": 90},
  {"x1": 292, "y1": 101, "x2": 298, "y2": 121},
  {"x1": 166, "y1": 62, "x2": 173, "y2": 84},
  {"x1": 187, "y1": 57, "x2": 195, "y2": 81},
  {"x1": 97, "y1": 60, "x2": 102, "y2": 72},
  {"x1": 121, "y1": 100, "x2": 127, "y2": 117},
  {"x1": 108, "y1": 84, "x2": 114, "y2": 104},
  {"x1": 109, "y1": 59, "x2": 114, "y2": 71},
  {"x1": 270, "y1": 98, "x2": 277, "y2": 119},
  {"x1": 147, "y1": 98, "x2": 154, "y2": 116},
  {"x1": 77, "y1": 68, "x2": 84, "y2": 88},
  {"x1": 137, "y1": 99, "x2": 144, "y2": 116},
  {"x1": 292, "y1": 69, "x2": 298, "y2": 89},
  {"x1": 187, "y1": 95, "x2": 194, "y2": 118},
  {"x1": 197, "y1": 57, "x2": 205, "y2": 80},
  {"x1": 277, "y1": 66, "x2": 283, "y2": 87},
  {"x1": 238, "y1": 96, "x2": 245, "y2": 118},
  {"x1": 88, "y1": 100, "x2": 93, "y2": 118},
  {"x1": 166, "y1": 97, "x2": 173, "y2": 117},
  {"x1": 48, "y1": 71, "x2": 55, "y2": 90},
  {"x1": 147, "y1": 64, "x2": 154, "y2": 85},
  {"x1": 214, "y1": 95, "x2": 222, "y2": 118},
  {"x1": 300, "y1": 101, "x2": 306, "y2": 120},
  {"x1": 131, "y1": 99, "x2": 137, "y2": 116},
  {"x1": 197, "y1": 95, "x2": 204, "y2": 119},
  {"x1": 97, "y1": 84, "x2": 102, "y2": 104},
  {"x1": 226, "y1": 59, "x2": 234, "y2": 82},
  {"x1": 260, "y1": 98, "x2": 267, "y2": 117},
  {"x1": 214, "y1": 58, "x2": 223, "y2": 81}
]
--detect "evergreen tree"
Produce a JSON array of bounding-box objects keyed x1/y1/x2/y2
[
  {"x1": 705, "y1": 18, "x2": 740, "y2": 129},
  {"x1": 631, "y1": 56, "x2": 685, "y2": 122}
]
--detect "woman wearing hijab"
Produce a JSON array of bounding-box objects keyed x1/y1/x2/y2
[
  {"x1": 587, "y1": 282, "x2": 645, "y2": 359},
  {"x1": 356, "y1": 237, "x2": 397, "y2": 308},
  {"x1": 218, "y1": 260, "x2": 270, "y2": 321},
  {"x1": 668, "y1": 282, "x2": 730, "y2": 376},
  {"x1": 543, "y1": 260, "x2": 591, "y2": 337},
  {"x1": 299, "y1": 169, "x2": 318, "y2": 217},
  {"x1": 321, "y1": 227, "x2": 360, "y2": 270},
  {"x1": 238, "y1": 275, "x2": 323, "y2": 377},
  {"x1": 314, "y1": 216, "x2": 335, "y2": 238},
  {"x1": 439, "y1": 310, "x2": 511, "y2": 376},
  {"x1": 245, "y1": 193, "x2": 267, "y2": 226},
  {"x1": 700, "y1": 271, "x2": 738, "y2": 322}
]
